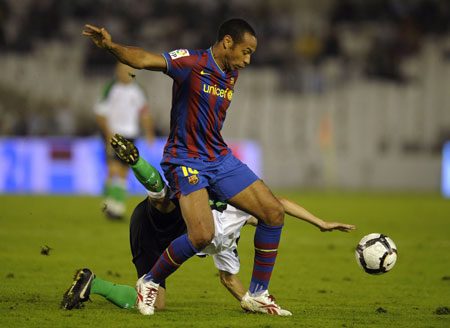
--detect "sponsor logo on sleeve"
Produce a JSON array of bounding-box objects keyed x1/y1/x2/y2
[{"x1": 169, "y1": 49, "x2": 190, "y2": 60}]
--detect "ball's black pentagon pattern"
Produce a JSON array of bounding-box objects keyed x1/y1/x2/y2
[{"x1": 355, "y1": 233, "x2": 397, "y2": 275}]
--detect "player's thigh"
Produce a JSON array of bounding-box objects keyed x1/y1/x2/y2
[
  {"x1": 226, "y1": 179, "x2": 284, "y2": 226},
  {"x1": 129, "y1": 200, "x2": 162, "y2": 273},
  {"x1": 161, "y1": 161, "x2": 211, "y2": 198},
  {"x1": 179, "y1": 188, "x2": 215, "y2": 247},
  {"x1": 208, "y1": 153, "x2": 259, "y2": 201}
]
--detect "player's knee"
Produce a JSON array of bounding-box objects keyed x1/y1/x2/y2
[
  {"x1": 262, "y1": 202, "x2": 285, "y2": 226},
  {"x1": 189, "y1": 231, "x2": 214, "y2": 250}
]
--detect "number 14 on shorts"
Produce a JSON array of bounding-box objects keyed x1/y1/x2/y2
[{"x1": 181, "y1": 166, "x2": 198, "y2": 176}]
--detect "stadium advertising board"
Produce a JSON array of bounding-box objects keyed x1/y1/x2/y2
[
  {"x1": 0, "y1": 137, "x2": 262, "y2": 195},
  {"x1": 441, "y1": 141, "x2": 450, "y2": 198}
]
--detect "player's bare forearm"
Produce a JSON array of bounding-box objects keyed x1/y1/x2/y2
[
  {"x1": 246, "y1": 217, "x2": 258, "y2": 226},
  {"x1": 95, "y1": 115, "x2": 113, "y2": 140},
  {"x1": 82, "y1": 24, "x2": 166, "y2": 71},
  {"x1": 108, "y1": 43, "x2": 166, "y2": 71},
  {"x1": 277, "y1": 196, "x2": 323, "y2": 228},
  {"x1": 154, "y1": 286, "x2": 166, "y2": 310},
  {"x1": 277, "y1": 196, "x2": 355, "y2": 232},
  {"x1": 140, "y1": 110, "x2": 155, "y2": 143},
  {"x1": 218, "y1": 270, "x2": 246, "y2": 301}
]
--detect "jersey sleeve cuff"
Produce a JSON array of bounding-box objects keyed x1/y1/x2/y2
[{"x1": 161, "y1": 53, "x2": 170, "y2": 75}]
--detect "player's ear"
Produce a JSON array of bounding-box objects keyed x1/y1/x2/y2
[{"x1": 223, "y1": 35, "x2": 234, "y2": 50}]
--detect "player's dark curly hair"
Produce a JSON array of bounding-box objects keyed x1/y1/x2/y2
[{"x1": 217, "y1": 18, "x2": 256, "y2": 44}]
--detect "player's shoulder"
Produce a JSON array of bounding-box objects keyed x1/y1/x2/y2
[
  {"x1": 166, "y1": 48, "x2": 208, "y2": 62},
  {"x1": 163, "y1": 48, "x2": 209, "y2": 74}
]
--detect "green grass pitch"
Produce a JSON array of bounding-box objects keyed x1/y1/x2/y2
[{"x1": 0, "y1": 192, "x2": 449, "y2": 327}]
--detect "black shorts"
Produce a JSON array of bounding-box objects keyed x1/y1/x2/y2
[{"x1": 129, "y1": 198, "x2": 186, "y2": 289}]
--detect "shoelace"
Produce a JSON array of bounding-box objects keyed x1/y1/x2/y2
[
  {"x1": 144, "y1": 286, "x2": 158, "y2": 307},
  {"x1": 267, "y1": 294, "x2": 276, "y2": 302},
  {"x1": 264, "y1": 294, "x2": 281, "y2": 310}
]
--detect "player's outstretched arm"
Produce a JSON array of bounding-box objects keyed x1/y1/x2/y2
[
  {"x1": 218, "y1": 270, "x2": 247, "y2": 301},
  {"x1": 82, "y1": 24, "x2": 166, "y2": 71},
  {"x1": 277, "y1": 196, "x2": 356, "y2": 232}
]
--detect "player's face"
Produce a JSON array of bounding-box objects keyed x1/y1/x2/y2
[{"x1": 225, "y1": 32, "x2": 257, "y2": 71}]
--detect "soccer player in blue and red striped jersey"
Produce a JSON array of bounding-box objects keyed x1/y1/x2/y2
[
  {"x1": 161, "y1": 47, "x2": 237, "y2": 161},
  {"x1": 83, "y1": 18, "x2": 289, "y2": 316}
]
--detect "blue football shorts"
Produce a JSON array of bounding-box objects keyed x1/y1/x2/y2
[{"x1": 161, "y1": 152, "x2": 259, "y2": 201}]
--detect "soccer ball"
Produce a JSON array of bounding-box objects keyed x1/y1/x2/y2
[{"x1": 355, "y1": 233, "x2": 398, "y2": 274}]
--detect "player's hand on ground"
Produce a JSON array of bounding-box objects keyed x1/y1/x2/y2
[
  {"x1": 110, "y1": 134, "x2": 139, "y2": 165},
  {"x1": 319, "y1": 221, "x2": 356, "y2": 232},
  {"x1": 82, "y1": 24, "x2": 113, "y2": 49}
]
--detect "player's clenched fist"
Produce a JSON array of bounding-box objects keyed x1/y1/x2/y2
[{"x1": 82, "y1": 24, "x2": 113, "y2": 49}]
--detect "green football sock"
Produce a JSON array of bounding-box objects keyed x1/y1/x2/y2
[
  {"x1": 130, "y1": 157, "x2": 164, "y2": 192},
  {"x1": 110, "y1": 178, "x2": 126, "y2": 203},
  {"x1": 91, "y1": 277, "x2": 136, "y2": 309},
  {"x1": 103, "y1": 182, "x2": 112, "y2": 198}
]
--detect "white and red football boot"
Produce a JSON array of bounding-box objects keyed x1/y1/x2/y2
[
  {"x1": 135, "y1": 275, "x2": 159, "y2": 315},
  {"x1": 241, "y1": 290, "x2": 292, "y2": 316}
]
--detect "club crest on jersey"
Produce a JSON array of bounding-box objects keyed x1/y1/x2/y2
[
  {"x1": 169, "y1": 49, "x2": 190, "y2": 60},
  {"x1": 188, "y1": 175, "x2": 199, "y2": 185}
]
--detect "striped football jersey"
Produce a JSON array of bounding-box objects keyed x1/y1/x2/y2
[{"x1": 162, "y1": 48, "x2": 239, "y2": 161}]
